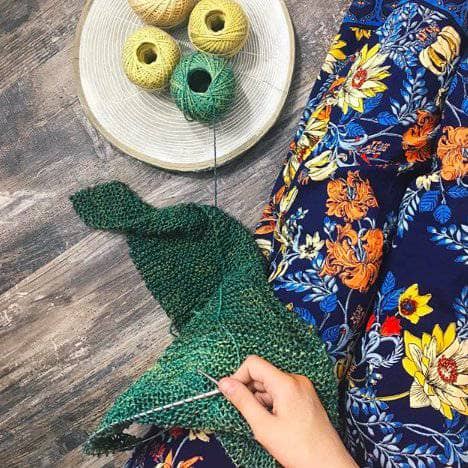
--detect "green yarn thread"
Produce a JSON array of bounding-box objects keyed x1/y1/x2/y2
[{"x1": 170, "y1": 52, "x2": 236, "y2": 123}]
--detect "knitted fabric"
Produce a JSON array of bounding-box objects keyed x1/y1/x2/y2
[{"x1": 71, "y1": 181, "x2": 339, "y2": 467}]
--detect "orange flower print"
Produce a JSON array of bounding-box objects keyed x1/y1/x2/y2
[
  {"x1": 255, "y1": 185, "x2": 286, "y2": 236},
  {"x1": 402, "y1": 110, "x2": 439, "y2": 163},
  {"x1": 156, "y1": 450, "x2": 173, "y2": 468},
  {"x1": 326, "y1": 171, "x2": 379, "y2": 222},
  {"x1": 321, "y1": 224, "x2": 384, "y2": 292},
  {"x1": 179, "y1": 456, "x2": 204, "y2": 467},
  {"x1": 437, "y1": 126, "x2": 468, "y2": 181}
]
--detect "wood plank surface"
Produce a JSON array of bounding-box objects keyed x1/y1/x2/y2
[{"x1": 0, "y1": 0, "x2": 349, "y2": 466}]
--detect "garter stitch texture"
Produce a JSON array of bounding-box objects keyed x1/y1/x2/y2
[{"x1": 71, "y1": 181, "x2": 339, "y2": 467}]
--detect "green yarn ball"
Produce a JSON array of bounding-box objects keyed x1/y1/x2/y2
[{"x1": 170, "y1": 52, "x2": 236, "y2": 123}]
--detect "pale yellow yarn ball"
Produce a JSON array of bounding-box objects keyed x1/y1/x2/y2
[
  {"x1": 188, "y1": 0, "x2": 249, "y2": 57},
  {"x1": 128, "y1": 0, "x2": 199, "y2": 29},
  {"x1": 122, "y1": 26, "x2": 181, "y2": 90}
]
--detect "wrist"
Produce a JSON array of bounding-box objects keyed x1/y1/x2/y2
[{"x1": 297, "y1": 431, "x2": 357, "y2": 468}]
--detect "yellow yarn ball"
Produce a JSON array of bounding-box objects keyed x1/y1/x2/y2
[
  {"x1": 128, "y1": 0, "x2": 198, "y2": 29},
  {"x1": 122, "y1": 26, "x2": 181, "y2": 90},
  {"x1": 188, "y1": 0, "x2": 249, "y2": 57}
]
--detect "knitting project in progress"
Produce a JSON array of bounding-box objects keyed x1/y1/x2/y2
[{"x1": 71, "y1": 181, "x2": 339, "y2": 467}]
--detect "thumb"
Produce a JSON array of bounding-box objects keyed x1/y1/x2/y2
[{"x1": 219, "y1": 377, "x2": 273, "y2": 433}]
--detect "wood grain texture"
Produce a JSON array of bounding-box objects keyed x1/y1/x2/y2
[{"x1": 0, "y1": 0, "x2": 350, "y2": 466}]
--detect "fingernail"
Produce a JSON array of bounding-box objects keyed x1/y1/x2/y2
[{"x1": 218, "y1": 378, "x2": 235, "y2": 396}]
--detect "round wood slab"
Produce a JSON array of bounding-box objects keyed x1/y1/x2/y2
[{"x1": 74, "y1": 0, "x2": 295, "y2": 172}]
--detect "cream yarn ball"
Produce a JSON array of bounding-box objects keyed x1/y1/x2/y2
[
  {"x1": 122, "y1": 26, "x2": 181, "y2": 90},
  {"x1": 128, "y1": 0, "x2": 199, "y2": 29},
  {"x1": 188, "y1": 0, "x2": 249, "y2": 57}
]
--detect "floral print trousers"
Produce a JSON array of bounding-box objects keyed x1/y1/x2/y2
[{"x1": 127, "y1": 1, "x2": 467, "y2": 466}]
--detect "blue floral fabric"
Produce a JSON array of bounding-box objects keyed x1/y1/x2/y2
[
  {"x1": 127, "y1": 1, "x2": 467, "y2": 466},
  {"x1": 254, "y1": 0, "x2": 467, "y2": 465},
  {"x1": 125, "y1": 427, "x2": 235, "y2": 468}
]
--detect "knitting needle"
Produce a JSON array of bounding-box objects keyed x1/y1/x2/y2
[
  {"x1": 197, "y1": 368, "x2": 221, "y2": 387},
  {"x1": 89, "y1": 370, "x2": 224, "y2": 440},
  {"x1": 108, "y1": 372, "x2": 223, "y2": 451}
]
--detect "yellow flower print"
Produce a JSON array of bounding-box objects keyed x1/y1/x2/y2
[
  {"x1": 279, "y1": 186, "x2": 299, "y2": 214},
  {"x1": 286, "y1": 105, "x2": 332, "y2": 186},
  {"x1": 416, "y1": 173, "x2": 440, "y2": 191},
  {"x1": 188, "y1": 429, "x2": 212, "y2": 442},
  {"x1": 298, "y1": 232, "x2": 325, "y2": 260},
  {"x1": 351, "y1": 27, "x2": 371, "y2": 41},
  {"x1": 283, "y1": 156, "x2": 301, "y2": 187},
  {"x1": 336, "y1": 43, "x2": 391, "y2": 114},
  {"x1": 275, "y1": 219, "x2": 293, "y2": 252},
  {"x1": 304, "y1": 150, "x2": 338, "y2": 181},
  {"x1": 271, "y1": 188, "x2": 298, "y2": 257},
  {"x1": 268, "y1": 258, "x2": 289, "y2": 283},
  {"x1": 269, "y1": 193, "x2": 299, "y2": 281},
  {"x1": 398, "y1": 284, "x2": 433, "y2": 324},
  {"x1": 419, "y1": 26, "x2": 461, "y2": 75},
  {"x1": 322, "y1": 34, "x2": 347, "y2": 74},
  {"x1": 256, "y1": 238, "x2": 273, "y2": 258},
  {"x1": 298, "y1": 109, "x2": 330, "y2": 151},
  {"x1": 402, "y1": 323, "x2": 468, "y2": 419}
]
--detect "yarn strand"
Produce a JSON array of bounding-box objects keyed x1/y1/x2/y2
[{"x1": 213, "y1": 120, "x2": 218, "y2": 208}]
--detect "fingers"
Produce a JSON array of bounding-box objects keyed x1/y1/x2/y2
[
  {"x1": 218, "y1": 377, "x2": 273, "y2": 433},
  {"x1": 254, "y1": 391, "x2": 274, "y2": 408},
  {"x1": 231, "y1": 355, "x2": 286, "y2": 395},
  {"x1": 247, "y1": 380, "x2": 266, "y2": 393}
]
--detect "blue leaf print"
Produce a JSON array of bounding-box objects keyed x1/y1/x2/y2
[
  {"x1": 377, "y1": 111, "x2": 399, "y2": 125},
  {"x1": 381, "y1": 271, "x2": 396, "y2": 295},
  {"x1": 397, "y1": 188, "x2": 420, "y2": 237},
  {"x1": 427, "y1": 225, "x2": 468, "y2": 264},
  {"x1": 347, "y1": 122, "x2": 366, "y2": 137},
  {"x1": 321, "y1": 325, "x2": 341, "y2": 344},
  {"x1": 419, "y1": 191, "x2": 439, "y2": 212},
  {"x1": 444, "y1": 412, "x2": 460, "y2": 429},
  {"x1": 434, "y1": 205, "x2": 452, "y2": 224},
  {"x1": 447, "y1": 185, "x2": 468, "y2": 199},
  {"x1": 294, "y1": 307, "x2": 316, "y2": 326},
  {"x1": 363, "y1": 94, "x2": 383, "y2": 113},
  {"x1": 448, "y1": 75, "x2": 458, "y2": 95},
  {"x1": 454, "y1": 286, "x2": 468, "y2": 339},
  {"x1": 462, "y1": 97, "x2": 468, "y2": 115},
  {"x1": 402, "y1": 444, "x2": 417, "y2": 454},
  {"x1": 320, "y1": 294, "x2": 338, "y2": 313},
  {"x1": 313, "y1": 253, "x2": 325, "y2": 269},
  {"x1": 324, "y1": 216, "x2": 336, "y2": 236},
  {"x1": 382, "y1": 288, "x2": 405, "y2": 311}
]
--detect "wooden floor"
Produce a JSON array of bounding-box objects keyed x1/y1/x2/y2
[{"x1": 0, "y1": 1, "x2": 348, "y2": 466}]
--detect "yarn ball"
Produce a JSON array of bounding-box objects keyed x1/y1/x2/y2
[
  {"x1": 122, "y1": 26, "x2": 181, "y2": 90},
  {"x1": 128, "y1": 0, "x2": 198, "y2": 29},
  {"x1": 170, "y1": 52, "x2": 236, "y2": 123},
  {"x1": 188, "y1": 0, "x2": 249, "y2": 57}
]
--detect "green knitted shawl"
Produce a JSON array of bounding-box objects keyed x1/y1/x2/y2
[{"x1": 71, "y1": 181, "x2": 339, "y2": 467}]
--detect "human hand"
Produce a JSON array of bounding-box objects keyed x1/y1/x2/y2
[{"x1": 218, "y1": 355, "x2": 357, "y2": 468}]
